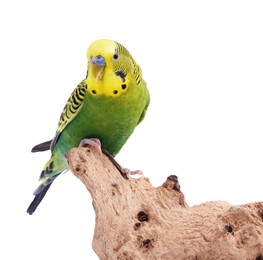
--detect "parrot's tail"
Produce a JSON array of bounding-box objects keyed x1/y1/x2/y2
[
  {"x1": 31, "y1": 139, "x2": 52, "y2": 152},
  {"x1": 27, "y1": 157, "x2": 65, "y2": 215},
  {"x1": 26, "y1": 183, "x2": 53, "y2": 215}
]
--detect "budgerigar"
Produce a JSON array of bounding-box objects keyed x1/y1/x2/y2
[{"x1": 27, "y1": 39, "x2": 150, "y2": 215}]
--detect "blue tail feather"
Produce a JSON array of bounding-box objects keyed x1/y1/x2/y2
[
  {"x1": 27, "y1": 157, "x2": 64, "y2": 215},
  {"x1": 27, "y1": 183, "x2": 53, "y2": 215}
]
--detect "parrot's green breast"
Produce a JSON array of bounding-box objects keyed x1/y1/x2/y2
[{"x1": 55, "y1": 82, "x2": 149, "y2": 158}]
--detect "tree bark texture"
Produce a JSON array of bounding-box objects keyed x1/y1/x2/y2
[{"x1": 66, "y1": 147, "x2": 263, "y2": 260}]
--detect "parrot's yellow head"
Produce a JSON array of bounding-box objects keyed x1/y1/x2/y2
[{"x1": 86, "y1": 39, "x2": 142, "y2": 97}]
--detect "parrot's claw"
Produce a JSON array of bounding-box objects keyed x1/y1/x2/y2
[
  {"x1": 79, "y1": 138, "x2": 102, "y2": 154},
  {"x1": 122, "y1": 168, "x2": 144, "y2": 177}
]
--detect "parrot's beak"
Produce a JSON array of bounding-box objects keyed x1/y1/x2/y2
[{"x1": 90, "y1": 56, "x2": 106, "y2": 81}]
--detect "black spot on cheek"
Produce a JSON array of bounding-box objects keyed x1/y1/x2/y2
[
  {"x1": 121, "y1": 84, "x2": 127, "y2": 90},
  {"x1": 113, "y1": 90, "x2": 118, "y2": 95},
  {"x1": 115, "y1": 71, "x2": 126, "y2": 82},
  {"x1": 92, "y1": 90, "x2": 96, "y2": 94}
]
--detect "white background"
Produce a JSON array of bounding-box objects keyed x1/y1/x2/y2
[{"x1": 1, "y1": 1, "x2": 262, "y2": 259}]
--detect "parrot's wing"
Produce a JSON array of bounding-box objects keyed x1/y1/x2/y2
[
  {"x1": 137, "y1": 95, "x2": 150, "y2": 125},
  {"x1": 50, "y1": 80, "x2": 88, "y2": 151},
  {"x1": 31, "y1": 80, "x2": 88, "y2": 153}
]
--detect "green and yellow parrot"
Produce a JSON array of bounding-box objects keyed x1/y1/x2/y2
[{"x1": 27, "y1": 39, "x2": 150, "y2": 214}]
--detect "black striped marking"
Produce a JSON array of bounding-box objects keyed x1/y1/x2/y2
[
  {"x1": 57, "y1": 81, "x2": 87, "y2": 131},
  {"x1": 39, "y1": 160, "x2": 54, "y2": 179}
]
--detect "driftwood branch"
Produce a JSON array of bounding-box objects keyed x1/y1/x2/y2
[{"x1": 65, "y1": 147, "x2": 263, "y2": 260}]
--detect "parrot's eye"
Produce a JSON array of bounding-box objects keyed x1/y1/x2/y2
[{"x1": 113, "y1": 53, "x2": 119, "y2": 60}]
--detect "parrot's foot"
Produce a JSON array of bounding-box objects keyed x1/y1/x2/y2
[
  {"x1": 102, "y1": 150, "x2": 132, "y2": 180},
  {"x1": 78, "y1": 141, "x2": 142, "y2": 179},
  {"x1": 79, "y1": 138, "x2": 102, "y2": 154}
]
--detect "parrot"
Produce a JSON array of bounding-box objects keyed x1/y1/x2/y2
[{"x1": 27, "y1": 39, "x2": 150, "y2": 215}]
